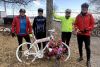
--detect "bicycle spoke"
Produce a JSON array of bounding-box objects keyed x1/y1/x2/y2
[{"x1": 16, "y1": 42, "x2": 37, "y2": 63}]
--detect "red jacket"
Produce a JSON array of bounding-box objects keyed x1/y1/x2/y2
[
  {"x1": 74, "y1": 13, "x2": 94, "y2": 36},
  {"x1": 11, "y1": 15, "x2": 32, "y2": 34}
]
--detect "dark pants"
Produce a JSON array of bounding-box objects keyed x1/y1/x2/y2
[
  {"x1": 35, "y1": 32, "x2": 46, "y2": 49},
  {"x1": 77, "y1": 35, "x2": 91, "y2": 61},
  {"x1": 17, "y1": 35, "x2": 31, "y2": 51},
  {"x1": 61, "y1": 32, "x2": 72, "y2": 46}
]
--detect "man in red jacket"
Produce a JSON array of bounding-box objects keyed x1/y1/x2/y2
[
  {"x1": 74, "y1": 3, "x2": 94, "y2": 67},
  {"x1": 11, "y1": 9, "x2": 32, "y2": 52}
]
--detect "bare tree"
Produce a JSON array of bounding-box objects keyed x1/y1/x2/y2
[
  {"x1": 89, "y1": 0, "x2": 100, "y2": 26},
  {"x1": 46, "y1": 0, "x2": 53, "y2": 36},
  {"x1": 0, "y1": 0, "x2": 38, "y2": 14},
  {"x1": 0, "y1": 0, "x2": 36, "y2": 5},
  {"x1": 89, "y1": 0, "x2": 100, "y2": 11}
]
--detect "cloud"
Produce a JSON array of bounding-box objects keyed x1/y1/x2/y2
[
  {"x1": 33, "y1": 0, "x2": 43, "y2": 7},
  {"x1": 33, "y1": 1, "x2": 40, "y2": 6}
]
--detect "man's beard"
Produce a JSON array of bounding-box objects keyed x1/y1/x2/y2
[
  {"x1": 81, "y1": 11, "x2": 87, "y2": 16},
  {"x1": 65, "y1": 16, "x2": 70, "y2": 19}
]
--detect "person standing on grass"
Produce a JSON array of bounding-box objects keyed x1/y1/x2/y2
[
  {"x1": 54, "y1": 9, "x2": 74, "y2": 46},
  {"x1": 11, "y1": 9, "x2": 32, "y2": 52},
  {"x1": 32, "y1": 8, "x2": 46, "y2": 49},
  {"x1": 74, "y1": 3, "x2": 94, "y2": 67}
]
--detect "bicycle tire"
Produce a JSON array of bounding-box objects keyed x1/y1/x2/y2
[
  {"x1": 16, "y1": 42, "x2": 37, "y2": 63},
  {"x1": 62, "y1": 42, "x2": 70, "y2": 61},
  {"x1": 55, "y1": 42, "x2": 70, "y2": 62},
  {"x1": 97, "y1": 30, "x2": 100, "y2": 37}
]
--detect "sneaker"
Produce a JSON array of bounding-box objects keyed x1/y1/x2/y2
[
  {"x1": 77, "y1": 57, "x2": 83, "y2": 62},
  {"x1": 86, "y1": 61, "x2": 91, "y2": 67}
]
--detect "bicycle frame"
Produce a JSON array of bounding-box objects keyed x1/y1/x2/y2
[
  {"x1": 29, "y1": 31, "x2": 55, "y2": 58},
  {"x1": 16, "y1": 29, "x2": 70, "y2": 62}
]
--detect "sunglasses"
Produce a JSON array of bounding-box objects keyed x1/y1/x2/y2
[{"x1": 66, "y1": 12, "x2": 71, "y2": 14}]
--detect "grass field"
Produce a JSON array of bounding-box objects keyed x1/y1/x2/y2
[{"x1": 0, "y1": 32, "x2": 88, "y2": 67}]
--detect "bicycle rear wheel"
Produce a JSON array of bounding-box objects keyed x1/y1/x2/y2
[
  {"x1": 16, "y1": 42, "x2": 37, "y2": 63},
  {"x1": 97, "y1": 29, "x2": 100, "y2": 37},
  {"x1": 57, "y1": 42, "x2": 70, "y2": 62}
]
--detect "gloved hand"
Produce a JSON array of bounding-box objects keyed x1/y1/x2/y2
[
  {"x1": 84, "y1": 29, "x2": 89, "y2": 33},
  {"x1": 80, "y1": 30, "x2": 85, "y2": 33},
  {"x1": 80, "y1": 29, "x2": 89, "y2": 33},
  {"x1": 29, "y1": 34, "x2": 33, "y2": 38},
  {"x1": 12, "y1": 33, "x2": 15, "y2": 37}
]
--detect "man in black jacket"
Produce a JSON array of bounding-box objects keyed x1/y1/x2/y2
[{"x1": 32, "y1": 8, "x2": 46, "y2": 49}]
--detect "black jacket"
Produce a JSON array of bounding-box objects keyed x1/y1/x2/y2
[{"x1": 32, "y1": 16, "x2": 46, "y2": 36}]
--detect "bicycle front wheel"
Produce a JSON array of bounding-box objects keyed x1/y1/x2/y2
[{"x1": 16, "y1": 42, "x2": 37, "y2": 63}]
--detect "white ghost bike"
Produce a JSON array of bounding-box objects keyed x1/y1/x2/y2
[{"x1": 16, "y1": 29, "x2": 70, "y2": 63}]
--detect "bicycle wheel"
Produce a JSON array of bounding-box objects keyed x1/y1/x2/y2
[
  {"x1": 3, "y1": 28, "x2": 11, "y2": 36},
  {"x1": 16, "y1": 42, "x2": 37, "y2": 63},
  {"x1": 97, "y1": 30, "x2": 100, "y2": 37},
  {"x1": 57, "y1": 42, "x2": 70, "y2": 62}
]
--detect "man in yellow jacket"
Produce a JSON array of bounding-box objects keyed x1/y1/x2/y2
[{"x1": 54, "y1": 9, "x2": 74, "y2": 46}]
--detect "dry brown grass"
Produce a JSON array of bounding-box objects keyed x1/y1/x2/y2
[{"x1": 0, "y1": 32, "x2": 88, "y2": 67}]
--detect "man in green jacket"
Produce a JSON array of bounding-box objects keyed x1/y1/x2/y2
[{"x1": 54, "y1": 9, "x2": 74, "y2": 46}]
